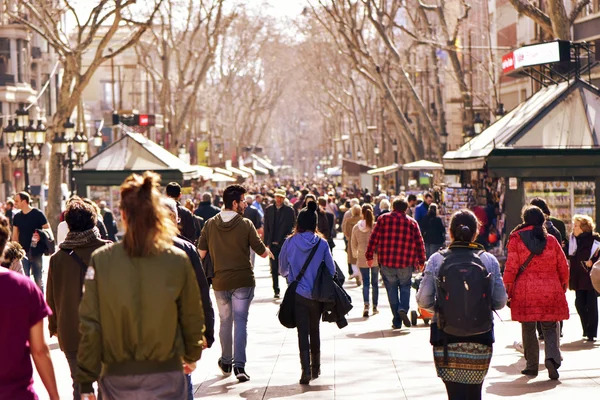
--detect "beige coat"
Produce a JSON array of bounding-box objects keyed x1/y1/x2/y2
[
  {"x1": 351, "y1": 221, "x2": 378, "y2": 268},
  {"x1": 343, "y1": 215, "x2": 361, "y2": 265}
]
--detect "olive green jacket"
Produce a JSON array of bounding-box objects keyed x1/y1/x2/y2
[{"x1": 76, "y1": 243, "x2": 204, "y2": 393}]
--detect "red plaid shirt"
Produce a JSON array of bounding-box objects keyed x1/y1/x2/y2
[{"x1": 365, "y1": 211, "x2": 426, "y2": 268}]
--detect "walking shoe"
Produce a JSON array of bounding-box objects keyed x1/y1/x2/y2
[
  {"x1": 391, "y1": 324, "x2": 402, "y2": 330},
  {"x1": 521, "y1": 369, "x2": 538, "y2": 377},
  {"x1": 363, "y1": 305, "x2": 369, "y2": 318},
  {"x1": 545, "y1": 359, "x2": 559, "y2": 380},
  {"x1": 234, "y1": 367, "x2": 250, "y2": 382},
  {"x1": 372, "y1": 306, "x2": 379, "y2": 315},
  {"x1": 218, "y1": 358, "x2": 232, "y2": 377},
  {"x1": 399, "y1": 310, "x2": 411, "y2": 327},
  {"x1": 274, "y1": 293, "x2": 280, "y2": 299}
]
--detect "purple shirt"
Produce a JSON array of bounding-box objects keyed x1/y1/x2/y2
[{"x1": 0, "y1": 269, "x2": 51, "y2": 400}]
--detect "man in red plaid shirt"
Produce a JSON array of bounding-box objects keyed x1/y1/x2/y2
[{"x1": 366, "y1": 197, "x2": 426, "y2": 329}]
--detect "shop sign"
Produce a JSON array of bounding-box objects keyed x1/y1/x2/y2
[
  {"x1": 509, "y1": 177, "x2": 518, "y2": 190},
  {"x1": 502, "y1": 41, "x2": 563, "y2": 74}
]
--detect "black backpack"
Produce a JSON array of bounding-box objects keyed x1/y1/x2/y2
[{"x1": 435, "y1": 244, "x2": 492, "y2": 337}]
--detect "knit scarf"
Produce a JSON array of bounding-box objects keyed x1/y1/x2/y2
[{"x1": 59, "y1": 227, "x2": 101, "y2": 250}]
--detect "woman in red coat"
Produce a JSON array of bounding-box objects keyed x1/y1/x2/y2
[{"x1": 504, "y1": 206, "x2": 569, "y2": 381}]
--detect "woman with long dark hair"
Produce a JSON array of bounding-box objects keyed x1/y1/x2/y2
[
  {"x1": 76, "y1": 172, "x2": 205, "y2": 400},
  {"x1": 417, "y1": 210, "x2": 506, "y2": 400},
  {"x1": 351, "y1": 204, "x2": 380, "y2": 317},
  {"x1": 279, "y1": 201, "x2": 336, "y2": 385},
  {"x1": 504, "y1": 206, "x2": 568, "y2": 380},
  {"x1": 421, "y1": 203, "x2": 446, "y2": 260}
]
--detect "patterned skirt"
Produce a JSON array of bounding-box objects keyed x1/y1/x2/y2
[{"x1": 433, "y1": 342, "x2": 493, "y2": 384}]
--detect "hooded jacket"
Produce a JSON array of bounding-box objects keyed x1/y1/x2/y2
[
  {"x1": 198, "y1": 212, "x2": 266, "y2": 291},
  {"x1": 278, "y1": 232, "x2": 335, "y2": 300},
  {"x1": 568, "y1": 230, "x2": 600, "y2": 291},
  {"x1": 503, "y1": 226, "x2": 569, "y2": 322}
]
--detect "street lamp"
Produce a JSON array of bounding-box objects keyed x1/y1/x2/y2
[
  {"x1": 2, "y1": 105, "x2": 45, "y2": 193},
  {"x1": 374, "y1": 143, "x2": 380, "y2": 167},
  {"x1": 52, "y1": 118, "x2": 100, "y2": 195},
  {"x1": 392, "y1": 139, "x2": 399, "y2": 193},
  {"x1": 357, "y1": 150, "x2": 362, "y2": 160}
]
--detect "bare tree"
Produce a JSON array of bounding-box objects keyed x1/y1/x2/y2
[
  {"x1": 10, "y1": 0, "x2": 163, "y2": 232},
  {"x1": 136, "y1": 0, "x2": 232, "y2": 150},
  {"x1": 508, "y1": 0, "x2": 591, "y2": 40}
]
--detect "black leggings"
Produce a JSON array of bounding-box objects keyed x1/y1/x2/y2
[
  {"x1": 444, "y1": 381, "x2": 483, "y2": 400},
  {"x1": 295, "y1": 293, "x2": 322, "y2": 354}
]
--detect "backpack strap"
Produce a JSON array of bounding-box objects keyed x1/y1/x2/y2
[
  {"x1": 294, "y1": 241, "x2": 320, "y2": 283},
  {"x1": 61, "y1": 248, "x2": 88, "y2": 271}
]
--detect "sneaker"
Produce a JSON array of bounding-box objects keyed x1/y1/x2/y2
[
  {"x1": 372, "y1": 306, "x2": 379, "y2": 315},
  {"x1": 392, "y1": 324, "x2": 402, "y2": 330},
  {"x1": 399, "y1": 310, "x2": 411, "y2": 327},
  {"x1": 234, "y1": 366, "x2": 250, "y2": 382},
  {"x1": 218, "y1": 358, "x2": 232, "y2": 377},
  {"x1": 513, "y1": 341, "x2": 524, "y2": 354},
  {"x1": 545, "y1": 359, "x2": 559, "y2": 380}
]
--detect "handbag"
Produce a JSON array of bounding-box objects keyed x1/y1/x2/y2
[
  {"x1": 507, "y1": 252, "x2": 535, "y2": 308},
  {"x1": 278, "y1": 242, "x2": 320, "y2": 328}
]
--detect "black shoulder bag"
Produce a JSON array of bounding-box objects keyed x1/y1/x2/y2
[
  {"x1": 62, "y1": 248, "x2": 90, "y2": 298},
  {"x1": 507, "y1": 252, "x2": 535, "y2": 308},
  {"x1": 278, "y1": 242, "x2": 320, "y2": 329}
]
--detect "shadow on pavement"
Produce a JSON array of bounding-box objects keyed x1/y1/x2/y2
[
  {"x1": 239, "y1": 384, "x2": 333, "y2": 399},
  {"x1": 559, "y1": 339, "x2": 600, "y2": 352},
  {"x1": 346, "y1": 329, "x2": 409, "y2": 339},
  {"x1": 486, "y1": 377, "x2": 561, "y2": 397}
]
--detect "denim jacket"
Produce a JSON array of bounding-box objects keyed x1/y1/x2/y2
[{"x1": 416, "y1": 246, "x2": 507, "y2": 323}]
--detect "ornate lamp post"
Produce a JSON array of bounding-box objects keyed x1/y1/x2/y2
[
  {"x1": 3, "y1": 105, "x2": 45, "y2": 193},
  {"x1": 392, "y1": 139, "x2": 399, "y2": 193},
  {"x1": 52, "y1": 118, "x2": 99, "y2": 195}
]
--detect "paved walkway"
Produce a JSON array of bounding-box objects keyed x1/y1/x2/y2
[{"x1": 34, "y1": 236, "x2": 600, "y2": 399}]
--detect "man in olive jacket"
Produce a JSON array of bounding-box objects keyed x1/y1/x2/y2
[
  {"x1": 46, "y1": 200, "x2": 110, "y2": 400},
  {"x1": 198, "y1": 184, "x2": 272, "y2": 383}
]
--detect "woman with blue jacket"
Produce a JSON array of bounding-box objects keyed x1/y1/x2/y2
[
  {"x1": 279, "y1": 200, "x2": 336, "y2": 385},
  {"x1": 416, "y1": 210, "x2": 507, "y2": 400}
]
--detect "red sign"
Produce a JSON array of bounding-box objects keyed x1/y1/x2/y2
[
  {"x1": 139, "y1": 114, "x2": 149, "y2": 127},
  {"x1": 501, "y1": 52, "x2": 515, "y2": 74}
]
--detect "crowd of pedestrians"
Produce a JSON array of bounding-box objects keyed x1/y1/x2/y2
[{"x1": 1, "y1": 176, "x2": 600, "y2": 400}]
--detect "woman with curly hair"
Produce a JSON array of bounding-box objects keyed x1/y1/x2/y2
[{"x1": 1, "y1": 241, "x2": 25, "y2": 274}]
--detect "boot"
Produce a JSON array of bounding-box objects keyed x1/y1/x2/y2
[
  {"x1": 363, "y1": 304, "x2": 369, "y2": 318},
  {"x1": 299, "y1": 351, "x2": 311, "y2": 384},
  {"x1": 311, "y1": 351, "x2": 321, "y2": 380}
]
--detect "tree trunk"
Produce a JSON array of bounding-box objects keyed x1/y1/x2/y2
[{"x1": 547, "y1": 0, "x2": 571, "y2": 40}]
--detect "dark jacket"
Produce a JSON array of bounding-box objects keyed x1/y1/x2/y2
[
  {"x1": 244, "y1": 206, "x2": 262, "y2": 230},
  {"x1": 192, "y1": 215, "x2": 205, "y2": 242},
  {"x1": 177, "y1": 203, "x2": 197, "y2": 243},
  {"x1": 195, "y1": 201, "x2": 221, "y2": 221},
  {"x1": 31, "y1": 228, "x2": 55, "y2": 257},
  {"x1": 173, "y1": 235, "x2": 214, "y2": 348},
  {"x1": 313, "y1": 264, "x2": 352, "y2": 329},
  {"x1": 421, "y1": 215, "x2": 446, "y2": 245},
  {"x1": 264, "y1": 204, "x2": 296, "y2": 246},
  {"x1": 569, "y1": 231, "x2": 600, "y2": 291},
  {"x1": 97, "y1": 218, "x2": 109, "y2": 241},
  {"x1": 102, "y1": 209, "x2": 118, "y2": 242},
  {"x1": 77, "y1": 243, "x2": 205, "y2": 393},
  {"x1": 550, "y1": 217, "x2": 567, "y2": 251},
  {"x1": 545, "y1": 220, "x2": 562, "y2": 245},
  {"x1": 46, "y1": 238, "x2": 109, "y2": 352}
]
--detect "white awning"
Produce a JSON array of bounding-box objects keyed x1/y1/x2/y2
[
  {"x1": 209, "y1": 172, "x2": 236, "y2": 183},
  {"x1": 443, "y1": 156, "x2": 486, "y2": 170},
  {"x1": 367, "y1": 164, "x2": 401, "y2": 175},
  {"x1": 239, "y1": 165, "x2": 256, "y2": 176},
  {"x1": 226, "y1": 165, "x2": 250, "y2": 179},
  {"x1": 402, "y1": 160, "x2": 444, "y2": 171}
]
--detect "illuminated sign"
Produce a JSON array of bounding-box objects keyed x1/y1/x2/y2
[{"x1": 139, "y1": 114, "x2": 149, "y2": 126}]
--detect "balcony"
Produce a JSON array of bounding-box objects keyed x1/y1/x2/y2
[{"x1": 0, "y1": 74, "x2": 15, "y2": 86}]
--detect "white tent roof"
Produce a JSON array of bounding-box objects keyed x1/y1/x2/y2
[
  {"x1": 83, "y1": 132, "x2": 200, "y2": 180},
  {"x1": 403, "y1": 160, "x2": 444, "y2": 171}
]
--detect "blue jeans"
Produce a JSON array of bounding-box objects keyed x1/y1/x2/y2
[
  {"x1": 359, "y1": 267, "x2": 379, "y2": 306},
  {"x1": 23, "y1": 254, "x2": 44, "y2": 293},
  {"x1": 380, "y1": 266, "x2": 413, "y2": 327},
  {"x1": 214, "y1": 287, "x2": 255, "y2": 368},
  {"x1": 186, "y1": 374, "x2": 193, "y2": 400}
]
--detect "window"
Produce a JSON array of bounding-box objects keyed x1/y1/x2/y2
[{"x1": 101, "y1": 81, "x2": 119, "y2": 110}]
